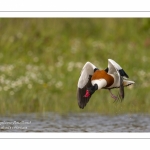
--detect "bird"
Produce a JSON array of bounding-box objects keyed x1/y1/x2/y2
[{"x1": 77, "y1": 59, "x2": 135, "y2": 109}]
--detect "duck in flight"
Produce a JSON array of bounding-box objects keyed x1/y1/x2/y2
[{"x1": 77, "y1": 59, "x2": 135, "y2": 109}]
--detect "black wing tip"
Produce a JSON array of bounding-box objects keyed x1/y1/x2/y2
[
  {"x1": 78, "y1": 100, "x2": 86, "y2": 109},
  {"x1": 78, "y1": 96, "x2": 92, "y2": 109},
  {"x1": 120, "y1": 94, "x2": 124, "y2": 101},
  {"x1": 77, "y1": 96, "x2": 90, "y2": 109},
  {"x1": 77, "y1": 88, "x2": 86, "y2": 109},
  {"x1": 78, "y1": 104, "x2": 85, "y2": 109},
  {"x1": 119, "y1": 69, "x2": 129, "y2": 78}
]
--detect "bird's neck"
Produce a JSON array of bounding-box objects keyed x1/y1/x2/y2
[{"x1": 92, "y1": 79, "x2": 107, "y2": 90}]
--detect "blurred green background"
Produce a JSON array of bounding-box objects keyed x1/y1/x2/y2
[{"x1": 0, "y1": 18, "x2": 150, "y2": 115}]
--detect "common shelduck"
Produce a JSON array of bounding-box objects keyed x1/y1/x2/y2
[{"x1": 77, "y1": 59, "x2": 135, "y2": 109}]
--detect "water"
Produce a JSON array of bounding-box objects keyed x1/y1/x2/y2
[{"x1": 0, "y1": 112, "x2": 150, "y2": 132}]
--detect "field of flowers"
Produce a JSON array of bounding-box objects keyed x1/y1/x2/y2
[{"x1": 0, "y1": 18, "x2": 150, "y2": 115}]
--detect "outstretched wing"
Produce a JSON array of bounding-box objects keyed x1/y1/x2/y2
[
  {"x1": 106, "y1": 59, "x2": 129, "y2": 79},
  {"x1": 106, "y1": 59, "x2": 127, "y2": 100},
  {"x1": 77, "y1": 62, "x2": 98, "y2": 109}
]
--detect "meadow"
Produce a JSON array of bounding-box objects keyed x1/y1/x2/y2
[{"x1": 0, "y1": 18, "x2": 150, "y2": 115}]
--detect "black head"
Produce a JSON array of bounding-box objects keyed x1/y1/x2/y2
[{"x1": 87, "y1": 84, "x2": 98, "y2": 95}]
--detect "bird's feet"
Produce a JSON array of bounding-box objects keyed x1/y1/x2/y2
[
  {"x1": 108, "y1": 89, "x2": 119, "y2": 101},
  {"x1": 111, "y1": 94, "x2": 118, "y2": 100}
]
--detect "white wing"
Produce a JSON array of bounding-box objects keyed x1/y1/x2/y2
[
  {"x1": 107, "y1": 59, "x2": 129, "y2": 79},
  {"x1": 77, "y1": 62, "x2": 97, "y2": 88},
  {"x1": 107, "y1": 59, "x2": 125, "y2": 100}
]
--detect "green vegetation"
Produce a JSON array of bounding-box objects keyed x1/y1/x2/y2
[{"x1": 0, "y1": 18, "x2": 150, "y2": 115}]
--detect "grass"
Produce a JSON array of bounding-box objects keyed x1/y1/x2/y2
[{"x1": 0, "y1": 18, "x2": 150, "y2": 115}]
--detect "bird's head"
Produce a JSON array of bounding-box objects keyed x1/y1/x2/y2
[
  {"x1": 84, "y1": 90, "x2": 91, "y2": 98},
  {"x1": 84, "y1": 84, "x2": 98, "y2": 98}
]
